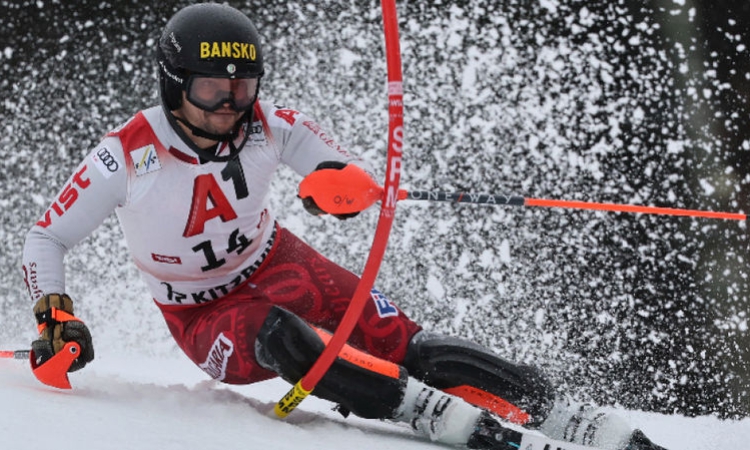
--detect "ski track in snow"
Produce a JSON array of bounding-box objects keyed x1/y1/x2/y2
[{"x1": 0, "y1": 350, "x2": 748, "y2": 450}]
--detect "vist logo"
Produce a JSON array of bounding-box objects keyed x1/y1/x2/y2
[
  {"x1": 199, "y1": 333, "x2": 235, "y2": 381},
  {"x1": 36, "y1": 165, "x2": 92, "y2": 228},
  {"x1": 371, "y1": 288, "x2": 399, "y2": 318},
  {"x1": 131, "y1": 144, "x2": 161, "y2": 176},
  {"x1": 199, "y1": 41, "x2": 257, "y2": 60}
]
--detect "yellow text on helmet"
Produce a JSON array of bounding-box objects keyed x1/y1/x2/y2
[{"x1": 199, "y1": 42, "x2": 257, "y2": 60}]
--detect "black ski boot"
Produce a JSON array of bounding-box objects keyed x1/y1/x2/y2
[{"x1": 625, "y1": 430, "x2": 668, "y2": 450}]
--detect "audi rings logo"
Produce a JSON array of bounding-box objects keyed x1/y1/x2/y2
[
  {"x1": 91, "y1": 146, "x2": 121, "y2": 179},
  {"x1": 96, "y1": 148, "x2": 119, "y2": 172}
]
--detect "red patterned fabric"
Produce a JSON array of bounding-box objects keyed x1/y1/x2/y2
[{"x1": 157, "y1": 226, "x2": 421, "y2": 384}]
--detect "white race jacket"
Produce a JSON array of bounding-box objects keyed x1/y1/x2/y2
[{"x1": 22, "y1": 101, "x2": 371, "y2": 305}]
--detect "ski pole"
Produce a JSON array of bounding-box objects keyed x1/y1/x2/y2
[
  {"x1": 0, "y1": 349, "x2": 31, "y2": 360},
  {"x1": 300, "y1": 171, "x2": 747, "y2": 222},
  {"x1": 400, "y1": 190, "x2": 748, "y2": 221}
]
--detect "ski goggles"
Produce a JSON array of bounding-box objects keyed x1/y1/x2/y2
[{"x1": 185, "y1": 75, "x2": 259, "y2": 112}]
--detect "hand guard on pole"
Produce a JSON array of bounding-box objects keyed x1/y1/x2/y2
[
  {"x1": 299, "y1": 161, "x2": 381, "y2": 220},
  {"x1": 31, "y1": 293, "x2": 94, "y2": 388}
]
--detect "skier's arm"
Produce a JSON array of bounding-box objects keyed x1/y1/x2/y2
[
  {"x1": 269, "y1": 106, "x2": 377, "y2": 217},
  {"x1": 22, "y1": 141, "x2": 128, "y2": 301},
  {"x1": 23, "y1": 140, "x2": 127, "y2": 374},
  {"x1": 271, "y1": 105, "x2": 375, "y2": 176}
]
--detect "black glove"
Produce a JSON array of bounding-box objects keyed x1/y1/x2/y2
[
  {"x1": 300, "y1": 161, "x2": 360, "y2": 220},
  {"x1": 32, "y1": 293, "x2": 94, "y2": 372}
]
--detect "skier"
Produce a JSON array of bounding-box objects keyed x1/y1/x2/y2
[{"x1": 22, "y1": 3, "x2": 666, "y2": 450}]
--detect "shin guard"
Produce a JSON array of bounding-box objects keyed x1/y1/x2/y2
[
  {"x1": 255, "y1": 306, "x2": 407, "y2": 419},
  {"x1": 402, "y1": 331, "x2": 555, "y2": 427}
]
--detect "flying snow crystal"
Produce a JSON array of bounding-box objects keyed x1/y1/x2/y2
[
  {"x1": 338, "y1": 48, "x2": 360, "y2": 70},
  {"x1": 699, "y1": 179, "x2": 716, "y2": 196},
  {"x1": 426, "y1": 274, "x2": 446, "y2": 300}
]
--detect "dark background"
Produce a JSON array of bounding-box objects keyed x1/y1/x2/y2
[{"x1": 1, "y1": 0, "x2": 748, "y2": 419}]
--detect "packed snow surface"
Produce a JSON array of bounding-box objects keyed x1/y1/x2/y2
[{"x1": 0, "y1": 348, "x2": 748, "y2": 450}]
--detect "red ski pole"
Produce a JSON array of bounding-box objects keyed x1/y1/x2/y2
[
  {"x1": 401, "y1": 190, "x2": 748, "y2": 221},
  {"x1": 300, "y1": 177, "x2": 747, "y2": 222},
  {"x1": 0, "y1": 349, "x2": 31, "y2": 360}
]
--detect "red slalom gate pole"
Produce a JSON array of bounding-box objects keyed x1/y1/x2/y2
[{"x1": 274, "y1": 0, "x2": 404, "y2": 418}]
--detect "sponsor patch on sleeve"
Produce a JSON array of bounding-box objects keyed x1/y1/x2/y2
[
  {"x1": 90, "y1": 146, "x2": 121, "y2": 179},
  {"x1": 131, "y1": 144, "x2": 161, "y2": 176}
]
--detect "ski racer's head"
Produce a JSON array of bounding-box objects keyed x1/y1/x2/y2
[{"x1": 157, "y1": 3, "x2": 264, "y2": 160}]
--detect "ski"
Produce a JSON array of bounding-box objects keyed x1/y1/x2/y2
[
  {"x1": 515, "y1": 432, "x2": 606, "y2": 450},
  {"x1": 468, "y1": 412, "x2": 606, "y2": 450}
]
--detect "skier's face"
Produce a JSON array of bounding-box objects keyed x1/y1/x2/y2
[
  {"x1": 178, "y1": 92, "x2": 242, "y2": 138},
  {"x1": 185, "y1": 76, "x2": 258, "y2": 112}
]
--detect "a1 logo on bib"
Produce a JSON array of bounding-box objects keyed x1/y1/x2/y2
[{"x1": 132, "y1": 144, "x2": 161, "y2": 176}]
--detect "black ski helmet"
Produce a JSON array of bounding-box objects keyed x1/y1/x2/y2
[{"x1": 157, "y1": 3, "x2": 264, "y2": 112}]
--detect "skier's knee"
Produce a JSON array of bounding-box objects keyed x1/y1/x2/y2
[
  {"x1": 255, "y1": 306, "x2": 322, "y2": 381},
  {"x1": 402, "y1": 331, "x2": 555, "y2": 427},
  {"x1": 255, "y1": 306, "x2": 408, "y2": 419}
]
